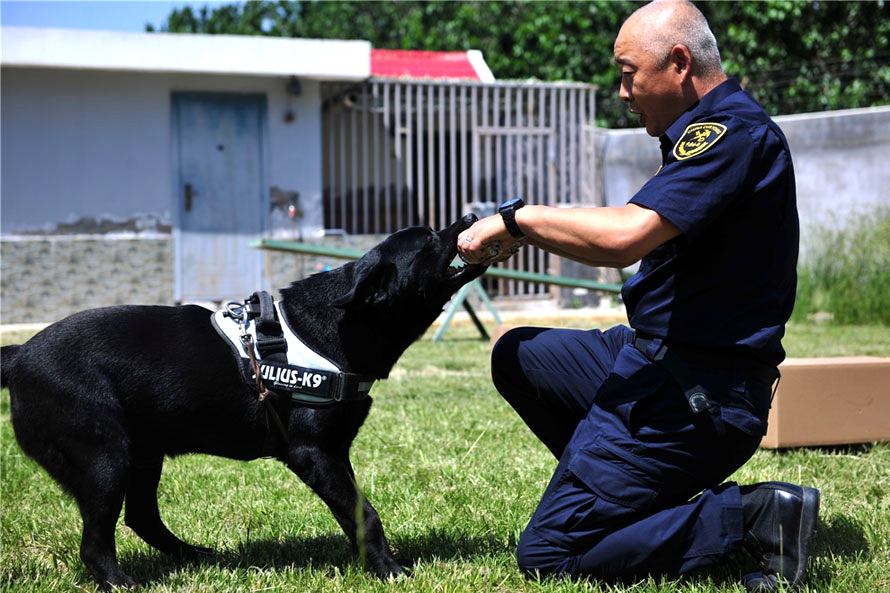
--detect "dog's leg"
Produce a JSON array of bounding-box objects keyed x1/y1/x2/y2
[
  {"x1": 78, "y1": 480, "x2": 136, "y2": 591},
  {"x1": 12, "y1": 390, "x2": 137, "y2": 590},
  {"x1": 68, "y1": 435, "x2": 138, "y2": 590},
  {"x1": 124, "y1": 449, "x2": 215, "y2": 561},
  {"x1": 287, "y1": 446, "x2": 405, "y2": 579}
]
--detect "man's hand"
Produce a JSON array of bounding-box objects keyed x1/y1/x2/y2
[{"x1": 457, "y1": 214, "x2": 525, "y2": 265}]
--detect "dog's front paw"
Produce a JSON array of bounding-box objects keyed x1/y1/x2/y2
[{"x1": 368, "y1": 554, "x2": 407, "y2": 580}]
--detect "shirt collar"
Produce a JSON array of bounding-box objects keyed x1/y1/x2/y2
[{"x1": 661, "y1": 77, "x2": 742, "y2": 149}]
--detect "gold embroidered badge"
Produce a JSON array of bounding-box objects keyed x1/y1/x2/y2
[{"x1": 672, "y1": 122, "x2": 727, "y2": 160}]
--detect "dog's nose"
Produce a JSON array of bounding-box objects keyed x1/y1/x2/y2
[{"x1": 462, "y1": 213, "x2": 478, "y2": 225}]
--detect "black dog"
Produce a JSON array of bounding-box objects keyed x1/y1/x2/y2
[{"x1": 1, "y1": 215, "x2": 486, "y2": 590}]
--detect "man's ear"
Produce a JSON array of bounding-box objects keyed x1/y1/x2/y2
[
  {"x1": 330, "y1": 258, "x2": 396, "y2": 309},
  {"x1": 670, "y1": 44, "x2": 692, "y2": 80}
]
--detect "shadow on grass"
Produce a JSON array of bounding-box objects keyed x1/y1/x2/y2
[
  {"x1": 117, "y1": 513, "x2": 871, "y2": 589},
  {"x1": 808, "y1": 512, "x2": 872, "y2": 585},
  {"x1": 119, "y1": 528, "x2": 509, "y2": 586}
]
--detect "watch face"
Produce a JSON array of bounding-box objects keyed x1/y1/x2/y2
[{"x1": 500, "y1": 198, "x2": 524, "y2": 212}]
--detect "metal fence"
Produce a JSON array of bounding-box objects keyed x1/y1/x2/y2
[{"x1": 321, "y1": 79, "x2": 598, "y2": 298}]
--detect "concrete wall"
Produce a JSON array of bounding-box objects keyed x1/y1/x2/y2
[{"x1": 596, "y1": 105, "x2": 890, "y2": 247}]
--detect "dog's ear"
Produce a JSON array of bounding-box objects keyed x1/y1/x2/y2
[{"x1": 331, "y1": 257, "x2": 397, "y2": 309}]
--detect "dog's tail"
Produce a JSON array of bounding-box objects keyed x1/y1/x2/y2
[{"x1": 1, "y1": 345, "x2": 21, "y2": 388}]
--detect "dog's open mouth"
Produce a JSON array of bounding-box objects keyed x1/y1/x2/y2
[{"x1": 443, "y1": 256, "x2": 486, "y2": 281}]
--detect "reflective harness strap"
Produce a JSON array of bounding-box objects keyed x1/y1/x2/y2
[{"x1": 222, "y1": 291, "x2": 375, "y2": 405}]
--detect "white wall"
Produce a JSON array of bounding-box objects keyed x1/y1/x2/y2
[
  {"x1": 779, "y1": 107, "x2": 890, "y2": 232},
  {"x1": 1, "y1": 66, "x2": 324, "y2": 235}
]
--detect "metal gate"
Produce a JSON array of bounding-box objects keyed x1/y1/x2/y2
[{"x1": 321, "y1": 79, "x2": 598, "y2": 298}]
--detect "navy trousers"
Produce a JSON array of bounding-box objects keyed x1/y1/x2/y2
[{"x1": 491, "y1": 325, "x2": 762, "y2": 580}]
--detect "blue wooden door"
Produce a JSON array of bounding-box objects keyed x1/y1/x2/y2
[{"x1": 173, "y1": 93, "x2": 266, "y2": 302}]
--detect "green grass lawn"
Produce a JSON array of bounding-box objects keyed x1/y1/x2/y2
[{"x1": 2, "y1": 318, "x2": 889, "y2": 592}]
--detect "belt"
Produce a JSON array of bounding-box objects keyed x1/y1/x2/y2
[{"x1": 632, "y1": 333, "x2": 780, "y2": 414}]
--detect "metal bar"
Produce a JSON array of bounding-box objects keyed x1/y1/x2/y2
[
  {"x1": 339, "y1": 90, "x2": 349, "y2": 232},
  {"x1": 494, "y1": 85, "x2": 503, "y2": 205},
  {"x1": 360, "y1": 84, "x2": 369, "y2": 233},
  {"x1": 505, "y1": 87, "x2": 517, "y2": 297},
  {"x1": 558, "y1": 86, "x2": 567, "y2": 205},
  {"x1": 505, "y1": 85, "x2": 513, "y2": 201},
  {"x1": 482, "y1": 86, "x2": 491, "y2": 206},
  {"x1": 393, "y1": 83, "x2": 403, "y2": 229},
  {"x1": 471, "y1": 85, "x2": 480, "y2": 206},
  {"x1": 405, "y1": 85, "x2": 414, "y2": 226},
  {"x1": 569, "y1": 87, "x2": 578, "y2": 204},
  {"x1": 460, "y1": 85, "x2": 469, "y2": 212},
  {"x1": 432, "y1": 282, "x2": 472, "y2": 342},
  {"x1": 427, "y1": 84, "x2": 436, "y2": 227},
  {"x1": 449, "y1": 84, "x2": 457, "y2": 223},
  {"x1": 324, "y1": 87, "x2": 333, "y2": 228},
  {"x1": 438, "y1": 84, "x2": 446, "y2": 228},
  {"x1": 536, "y1": 85, "x2": 545, "y2": 206},
  {"x1": 251, "y1": 239, "x2": 623, "y2": 293},
  {"x1": 472, "y1": 279, "x2": 502, "y2": 324},
  {"x1": 372, "y1": 82, "x2": 381, "y2": 234},
  {"x1": 382, "y1": 82, "x2": 391, "y2": 231},
  {"x1": 411, "y1": 86, "x2": 427, "y2": 224},
  {"x1": 349, "y1": 88, "x2": 358, "y2": 232}
]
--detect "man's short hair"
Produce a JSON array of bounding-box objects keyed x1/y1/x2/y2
[{"x1": 637, "y1": 0, "x2": 723, "y2": 76}]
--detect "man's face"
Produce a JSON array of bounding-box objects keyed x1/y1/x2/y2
[{"x1": 613, "y1": 20, "x2": 687, "y2": 137}]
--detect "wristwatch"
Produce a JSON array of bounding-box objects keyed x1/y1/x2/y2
[{"x1": 498, "y1": 197, "x2": 525, "y2": 238}]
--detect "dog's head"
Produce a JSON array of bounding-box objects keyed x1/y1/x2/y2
[{"x1": 331, "y1": 214, "x2": 487, "y2": 319}]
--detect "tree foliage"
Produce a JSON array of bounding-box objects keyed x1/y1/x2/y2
[{"x1": 148, "y1": 1, "x2": 890, "y2": 128}]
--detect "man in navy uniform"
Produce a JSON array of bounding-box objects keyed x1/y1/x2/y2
[{"x1": 457, "y1": 1, "x2": 819, "y2": 590}]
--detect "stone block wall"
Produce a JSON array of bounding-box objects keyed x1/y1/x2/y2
[
  {"x1": 1, "y1": 236, "x2": 173, "y2": 324},
  {"x1": 0, "y1": 234, "x2": 385, "y2": 324}
]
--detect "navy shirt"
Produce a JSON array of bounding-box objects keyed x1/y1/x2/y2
[{"x1": 623, "y1": 78, "x2": 799, "y2": 369}]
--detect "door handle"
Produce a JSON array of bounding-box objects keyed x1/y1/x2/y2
[{"x1": 184, "y1": 183, "x2": 197, "y2": 212}]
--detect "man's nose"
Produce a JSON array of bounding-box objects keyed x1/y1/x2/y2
[{"x1": 619, "y1": 82, "x2": 632, "y2": 102}]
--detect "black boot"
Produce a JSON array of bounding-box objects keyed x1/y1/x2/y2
[{"x1": 740, "y1": 481, "x2": 820, "y2": 591}]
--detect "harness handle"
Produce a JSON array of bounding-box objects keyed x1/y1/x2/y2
[
  {"x1": 242, "y1": 333, "x2": 291, "y2": 444},
  {"x1": 242, "y1": 333, "x2": 271, "y2": 402}
]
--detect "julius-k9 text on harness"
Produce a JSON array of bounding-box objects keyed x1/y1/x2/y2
[{"x1": 212, "y1": 291, "x2": 375, "y2": 406}]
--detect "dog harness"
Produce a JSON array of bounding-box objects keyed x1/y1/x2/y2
[{"x1": 212, "y1": 291, "x2": 375, "y2": 406}]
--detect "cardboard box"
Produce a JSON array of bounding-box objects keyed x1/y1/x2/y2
[{"x1": 761, "y1": 356, "x2": 890, "y2": 449}]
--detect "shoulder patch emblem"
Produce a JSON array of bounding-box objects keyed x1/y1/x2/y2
[{"x1": 673, "y1": 122, "x2": 727, "y2": 160}]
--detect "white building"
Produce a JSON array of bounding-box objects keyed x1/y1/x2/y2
[{"x1": 2, "y1": 26, "x2": 371, "y2": 319}]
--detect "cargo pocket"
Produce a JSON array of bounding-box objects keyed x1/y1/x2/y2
[{"x1": 568, "y1": 435, "x2": 661, "y2": 512}]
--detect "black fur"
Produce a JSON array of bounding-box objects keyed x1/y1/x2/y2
[{"x1": 0, "y1": 215, "x2": 485, "y2": 590}]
